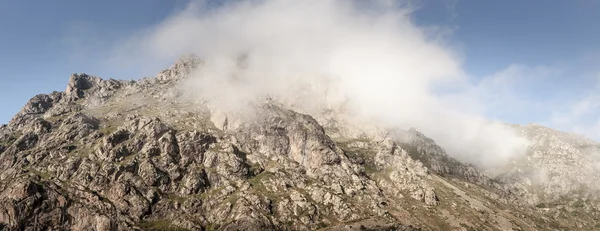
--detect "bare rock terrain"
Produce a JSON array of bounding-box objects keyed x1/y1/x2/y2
[{"x1": 0, "y1": 56, "x2": 599, "y2": 230}]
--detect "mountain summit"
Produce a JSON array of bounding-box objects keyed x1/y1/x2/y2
[{"x1": 0, "y1": 57, "x2": 599, "y2": 230}]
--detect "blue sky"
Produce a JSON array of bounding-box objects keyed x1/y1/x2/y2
[
  {"x1": 0, "y1": 0, "x2": 188, "y2": 123},
  {"x1": 1, "y1": 0, "x2": 600, "y2": 138},
  {"x1": 414, "y1": 0, "x2": 600, "y2": 126}
]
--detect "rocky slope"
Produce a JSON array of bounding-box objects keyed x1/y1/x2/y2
[
  {"x1": 0, "y1": 56, "x2": 599, "y2": 230},
  {"x1": 492, "y1": 124, "x2": 600, "y2": 227}
]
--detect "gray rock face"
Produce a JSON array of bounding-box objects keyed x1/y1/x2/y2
[
  {"x1": 66, "y1": 73, "x2": 101, "y2": 98},
  {"x1": 0, "y1": 55, "x2": 598, "y2": 230},
  {"x1": 156, "y1": 54, "x2": 203, "y2": 82},
  {"x1": 489, "y1": 124, "x2": 600, "y2": 219},
  {"x1": 235, "y1": 105, "x2": 342, "y2": 170}
]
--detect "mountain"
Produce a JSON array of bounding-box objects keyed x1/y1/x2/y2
[{"x1": 0, "y1": 56, "x2": 599, "y2": 230}]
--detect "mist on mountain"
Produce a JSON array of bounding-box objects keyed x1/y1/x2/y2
[{"x1": 110, "y1": 0, "x2": 529, "y2": 170}]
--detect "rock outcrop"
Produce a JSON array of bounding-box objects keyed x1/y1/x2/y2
[{"x1": 0, "y1": 55, "x2": 598, "y2": 230}]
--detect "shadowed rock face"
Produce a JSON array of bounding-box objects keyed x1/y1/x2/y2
[{"x1": 0, "y1": 56, "x2": 598, "y2": 230}]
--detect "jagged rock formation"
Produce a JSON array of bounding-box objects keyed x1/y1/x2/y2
[
  {"x1": 0, "y1": 55, "x2": 599, "y2": 230},
  {"x1": 491, "y1": 124, "x2": 600, "y2": 227}
]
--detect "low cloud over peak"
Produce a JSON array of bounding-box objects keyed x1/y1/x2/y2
[{"x1": 108, "y1": 0, "x2": 529, "y2": 168}]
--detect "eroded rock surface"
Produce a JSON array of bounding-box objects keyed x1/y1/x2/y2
[{"x1": 1, "y1": 55, "x2": 598, "y2": 230}]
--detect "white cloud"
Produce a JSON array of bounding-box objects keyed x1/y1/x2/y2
[
  {"x1": 547, "y1": 90, "x2": 600, "y2": 140},
  {"x1": 465, "y1": 64, "x2": 557, "y2": 121},
  {"x1": 106, "y1": 0, "x2": 531, "y2": 169}
]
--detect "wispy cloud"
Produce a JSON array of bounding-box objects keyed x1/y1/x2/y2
[
  {"x1": 469, "y1": 65, "x2": 559, "y2": 121},
  {"x1": 100, "y1": 0, "x2": 536, "y2": 168},
  {"x1": 545, "y1": 72, "x2": 600, "y2": 139}
]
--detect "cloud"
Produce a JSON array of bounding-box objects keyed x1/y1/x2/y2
[
  {"x1": 546, "y1": 73, "x2": 600, "y2": 140},
  {"x1": 106, "y1": 0, "x2": 530, "y2": 169},
  {"x1": 466, "y1": 64, "x2": 558, "y2": 121}
]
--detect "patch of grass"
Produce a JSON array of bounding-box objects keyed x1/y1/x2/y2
[
  {"x1": 208, "y1": 142, "x2": 225, "y2": 152},
  {"x1": 246, "y1": 171, "x2": 287, "y2": 204},
  {"x1": 167, "y1": 194, "x2": 187, "y2": 203},
  {"x1": 45, "y1": 114, "x2": 68, "y2": 123},
  {"x1": 13, "y1": 131, "x2": 23, "y2": 139},
  {"x1": 335, "y1": 138, "x2": 380, "y2": 177},
  {"x1": 571, "y1": 199, "x2": 585, "y2": 208},
  {"x1": 118, "y1": 152, "x2": 138, "y2": 165},
  {"x1": 249, "y1": 163, "x2": 264, "y2": 176},
  {"x1": 199, "y1": 186, "x2": 225, "y2": 200},
  {"x1": 224, "y1": 194, "x2": 240, "y2": 204},
  {"x1": 99, "y1": 125, "x2": 118, "y2": 136},
  {"x1": 0, "y1": 135, "x2": 17, "y2": 147},
  {"x1": 335, "y1": 139, "x2": 373, "y2": 154},
  {"x1": 28, "y1": 168, "x2": 52, "y2": 180},
  {"x1": 204, "y1": 223, "x2": 221, "y2": 231},
  {"x1": 371, "y1": 167, "x2": 394, "y2": 182},
  {"x1": 364, "y1": 164, "x2": 379, "y2": 176},
  {"x1": 460, "y1": 223, "x2": 477, "y2": 231},
  {"x1": 72, "y1": 145, "x2": 95, "y2": 158},
  {"x1": 170, "y1": 113, "x2": 218, "y2": 133},
  {"x1": 296, "y1": 188, "x2": 318, "y2": 205},
  {"x1": 137, "y1": 219, "x2": 188, "y2": 231},
  {"x1": 248, "y1": 171, "x2": 274, "y2": 187},
  {"x1": 80, "y1": 186, "x2": 112, "y2": 205}
]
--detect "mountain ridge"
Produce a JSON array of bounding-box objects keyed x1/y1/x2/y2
[{"x1": 0, "y1": 56, "x2": 599, "y2": 230}]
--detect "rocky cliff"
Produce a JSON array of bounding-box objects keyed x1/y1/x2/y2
[{"x1": 0, "y1": 56, "x2": 599, "y2": 230}]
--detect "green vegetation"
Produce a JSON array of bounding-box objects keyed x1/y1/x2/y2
[
  {"x1": 248, "y1": 171, "x2": 274, "y2": 187},
  {"x1": 45, "y1": 114, "x2": 68, "y2": 123},
  {"x1": 249, "y1": 163, "x2": 264, "y2": 176},
  {"x1": 371, "y1": 167, "x2": 393, "y2": 182},
  {"x1": 425, "y1": 218, "x2": 453, "y2": 231},
  {"x1": 248, "y1": 171, "x2": 282, "y2": 203},
  {"x1": 118, "y1": 152, "x2": 138, "y2": 165},
  {"x1": 170, "y1": 113, "x2": 218, "y2": 133},
  {"x1": 204, "y1": 223, "x2": 221, "y2": 231},
  {"x1": 137, "y1": 219, "x2": 189, "y2": 231},
  {"x1": 199, "y1": 186, "x2": 225, "y2": 200},
  {"x1": 72, "y1": 145, "x2": 95, "y2": 158},
  {"x1": 28, "y1": 168, "x2": 52, "y2": 180},
  {"x1": 0, "y1": 135, "x2": 17, "y2": 147},
  {"x1": 99, "y1": 125, "x2": 118, "y2": 136},
  {"x1": 460, "y1": 223, "x2": 477, "y2": 231},
  {"x1": 571, "y1": 199, "x2": 585, "y2": 208},
  {"x1": 167, "y1": 194, "x2": 187, "y2": 203},
  {"x1": 224, "y1": 194, "x2": 240, "y2": 204},
  {"x1": 363, "y1": 164, "x2": 378, "y2": 176},
  {"x1": 335, "y1": 138, "x2": 380, "y2": 177}
]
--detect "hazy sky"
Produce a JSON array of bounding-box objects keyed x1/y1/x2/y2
[{"x1": 1, "y1": 0, "x2": 599, "y2": 139}]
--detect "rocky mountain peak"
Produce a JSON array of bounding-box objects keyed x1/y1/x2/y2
[
  {"x1": 156, "y1": 54, "x2": 203, "y2": 82},
  {"x1": 65, "y1": 73, "x2": 100, "y2": 99},
  {"x1": 498, "y1": 124, "x2": 600, "y2": 204},
  {"x1": 1, "y1": 58, "x2": 599, "y2": 230}
]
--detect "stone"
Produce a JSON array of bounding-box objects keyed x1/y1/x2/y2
[{"x1": 0, "y1": 56, "x2": 597, "y2": 231}]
